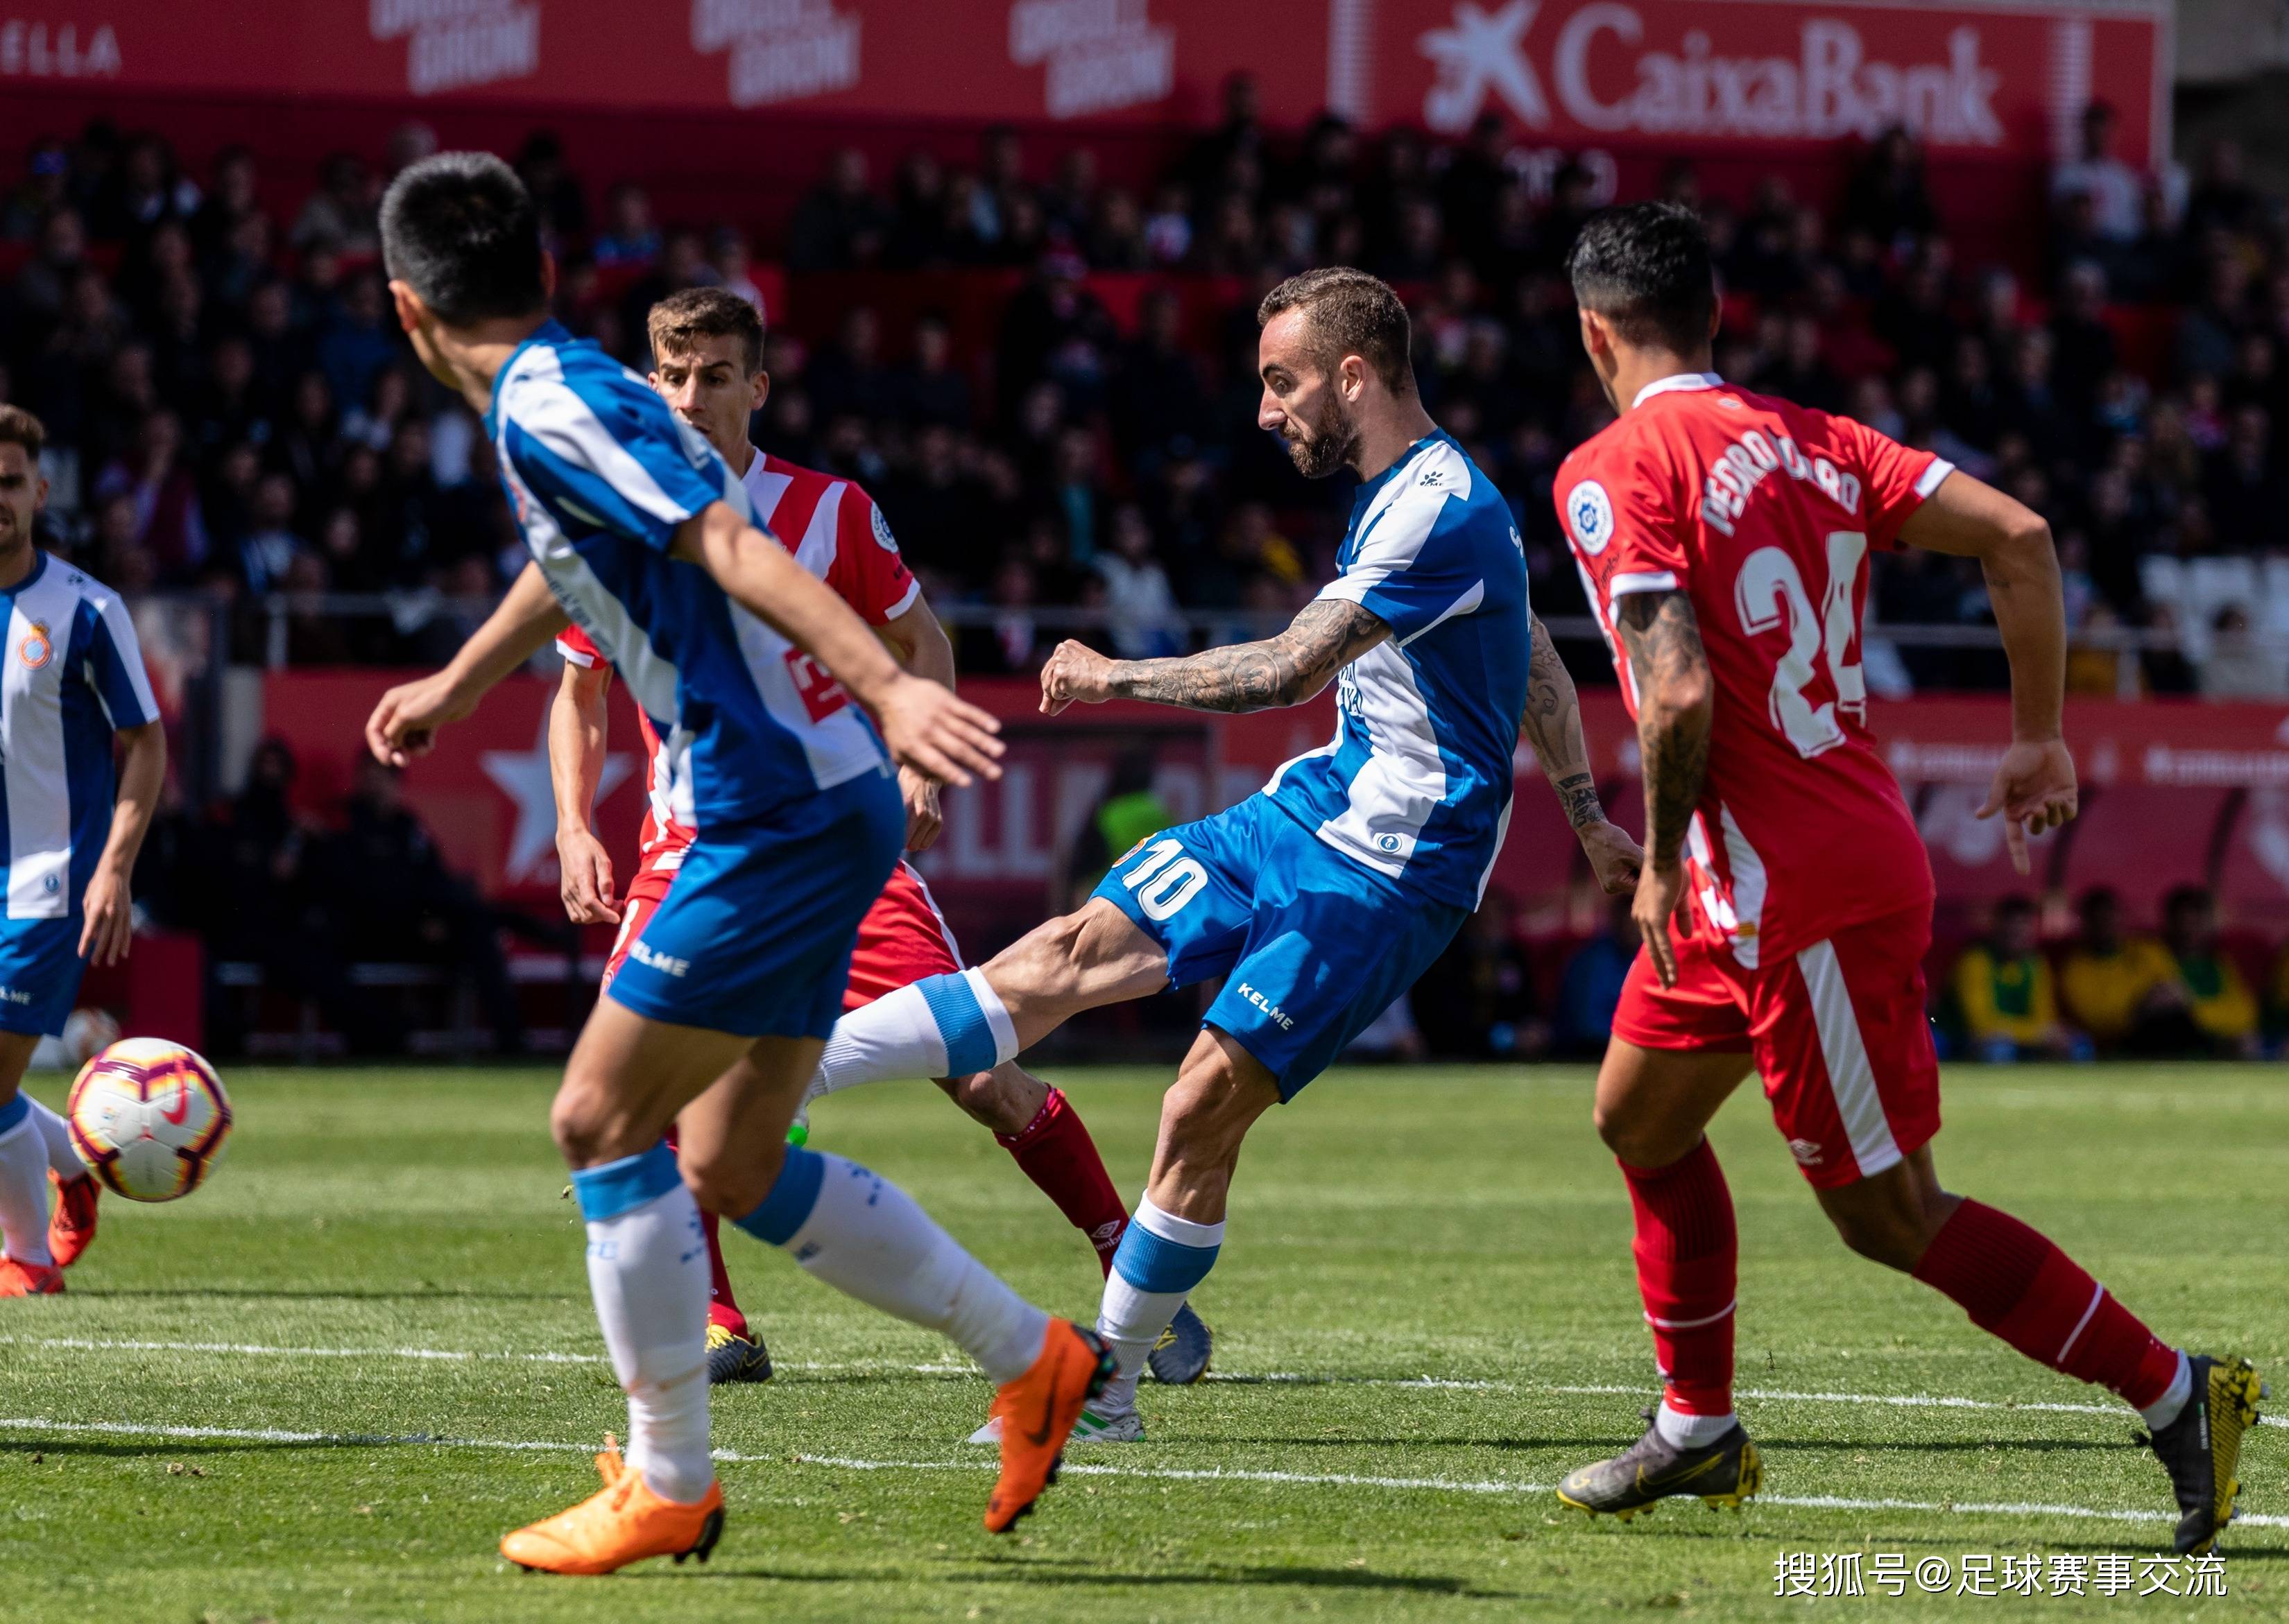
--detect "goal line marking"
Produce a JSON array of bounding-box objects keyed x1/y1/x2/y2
[
  {"x1": 0, "y1": 1415, "x2": 2277, "y2": 1532},
  {"x1": 5, "y1": 1335, "x2": 2276, "y2": 1426}
]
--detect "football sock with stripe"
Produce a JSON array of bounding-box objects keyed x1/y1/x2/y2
[
  {"x1": 733, "y1": 1146, "x2": 1047, "y2": 1384},
  {"x1": 1621, "y1": 1139, "x2": 1738, "y2": 1430},
  {"x1": 0, "y1": 1095, "x2": 53, "y2": 1268},
  {"x1": 1911, "y1": 1198, "x2": 2184, "y2": 1422},
  {"x1": 1095, "y1": 1198, "x2": 1222, "y2": 1413},
  {"x1": 996, "y1": 1087, "x2": 1129, "y2": 1277},
  {"x1": 809, "y1": 969, "x2": 1019, "y2": 1099},
  {"x1": 20, "y1": 1094, "x2": 87, "y2": 1180},
  {"x1": 570, "y1": 1142, "x2": 713, "y2": 1504}
]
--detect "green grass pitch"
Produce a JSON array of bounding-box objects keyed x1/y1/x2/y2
[{"x1": 1, "y1": 1063, "x2": 2283, "y2": 1622}]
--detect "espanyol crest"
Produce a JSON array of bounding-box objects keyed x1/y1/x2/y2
[{"x1": 1564, "y1": 480, "x2": 1614, "y2": 556}]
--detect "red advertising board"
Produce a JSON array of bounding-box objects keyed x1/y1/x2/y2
[
  {"x1": 0, "y1": 0, "x2": 2166, "y2": 164},
  {"x1": 258, "y1": 674, "x2": 2289, "y2": 951}
]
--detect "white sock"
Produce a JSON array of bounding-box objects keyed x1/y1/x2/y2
[
  {"x1": 776, "y1": 1152, "x2": 1047, "y2": 1383},
  {"x1": 2138, "y1": 1350, "x2": 2193, "y2": 1431},
  {"x1": 809, "y1": 969, "x2": 1018, "y2": 1100},
  {"x1": 22, "y1": 1096, "x2": 86, "y2": 1180},
  {"x1": 573, "y1": 1149, "x2": 712, "y2": 1505},
  {"x1": 1654, "y1": 1399, "x2": 1738, "y2": 1449},
  {"x1": 1095, "y1": 1198, "x2": 1225, "y2": 1414},
  {"x1": 0, "y1": 1103, "x2": 54, "y2": 1268}
]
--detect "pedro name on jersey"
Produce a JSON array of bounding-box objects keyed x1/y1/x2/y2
[{"x1": 1557, "y1": 373, "x2": 1952, "y2": 966}]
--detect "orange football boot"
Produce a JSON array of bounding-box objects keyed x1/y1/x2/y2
[
  {"x1": 0, "y1": 1256, "x2": 64, "y2": 1296},
  {"x1": 499, "y1": 1435, "x2": 724, "y2": 1575},
  {"x1": 49, "y1": 1173, "x2": 98, "y2": 1268},
  {"x1": 983, "y1": 1318, "x2": 1116, "y2": 1533}
]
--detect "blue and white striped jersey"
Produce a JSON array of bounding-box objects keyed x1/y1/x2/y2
[
  {"x1": 487, "y1": 322, "x2": 887, "y2": 829},
  {"x1": 0, "y1": 554, "x2": 160, "y2": 919},
  {"x1": 1263, "y1": 431, "x2": 1530, "y2": 908}
]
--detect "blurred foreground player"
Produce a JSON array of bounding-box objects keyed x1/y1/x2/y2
[
  {"x1": 0, "y1": 404, "x2": 166, "y2": 1296},
  {"x1": 811, "y1": 269, "x2": 1643, "y2": 1442},
  {"x1": 549, "y1": 288, "x2": 1205, "y2": 1391},
  {"x1": 364, "y1": 155, "x2": 1110, "y2": 1572},
  {"x1": 1551, "y1": 203, "x2": 2258, "y2": 1553}
]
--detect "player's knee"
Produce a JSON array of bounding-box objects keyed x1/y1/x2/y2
[
  {"x1": 549, "y1": 1073, "x2": 624, "y2": 1168},
  {"x1": 1826, "y1": 1195, "x2": 1928, "y2": 1271},
  {"x1": 681, "y1": 1137, "x2": 784, "y2": 1218},
  {"x1": 1592, "y1": 1095, "x2": 1688, "y2": 1166}
]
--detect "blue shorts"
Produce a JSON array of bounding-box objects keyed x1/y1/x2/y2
[
  {"x1": 608, "y1": 769, "x2": 905, "y2": 1039},
  {"x1": 0, "y1": 917, "x2": 86, "y2": 1038},
  {"x1": 1092, "y1": 795, "x2": 1468, "y2": 1098}
]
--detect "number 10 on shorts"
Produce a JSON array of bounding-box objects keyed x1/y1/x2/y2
[{"x1": 1124, "y1": 838, "x2": 1206, "y2": 920}]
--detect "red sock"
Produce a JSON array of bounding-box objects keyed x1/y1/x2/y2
[
  {"x1": 1912, "y1": 1199, "x2": 2179, "y2": 1408},
  {"x1": 662, "y1": 1123, "x2": 750, "y2": 1338},
  {"x1": 1621, "y1": 1138, "x2": 1738, "y2": 1417},
  {"x1": 997, "y1": 1087, "x2": 1129, "y2": 1277}
]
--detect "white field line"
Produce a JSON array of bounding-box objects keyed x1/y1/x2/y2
[
  {"x1": 7, "y1": 1334, "x2": 2279, "y2": 1427},
  {"x1": 0, "y1": 1416, "x2": 2279, "y2": 1532}
]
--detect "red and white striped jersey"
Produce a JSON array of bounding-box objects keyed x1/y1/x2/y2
[
  {"x1": 557, "y1": 448, "x2": 920, "y2": 862},
  {"x1": 1556, "y1": 373, "x2": 1949, "y2": 967}
]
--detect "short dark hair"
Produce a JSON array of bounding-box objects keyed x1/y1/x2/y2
[
  {"x1": 1257, "y1": 266, "x2": 1416, "y2": 395},
  {"x1": 379, "y1": 152, "x2": 545, "y2": 328},
  {"x1": 1566, "y1": 201, "x2": 1717, "y2": 354},
  {"x1": 0, "y1": 404, "x2": 46, "y2": 458},
  {"x1": 648, "y1": 287, "x2": 765, "y2": 374}
]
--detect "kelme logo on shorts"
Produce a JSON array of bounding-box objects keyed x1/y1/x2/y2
[
  {"x1": 628, "y1": 939, "x2": 690, "y2": 978},
  {"x1": 1235, "y1": 983, "x2": 1295, "y2": 1031}
]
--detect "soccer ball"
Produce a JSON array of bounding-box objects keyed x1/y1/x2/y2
[{"x1": 66, "y1": 1039, "x2": 234, "y2": 1202}]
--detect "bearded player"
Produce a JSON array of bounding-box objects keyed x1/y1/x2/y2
[
  {"x1": 806, "y1": 268, "x2": 1644, "y2": 1442},
  {"x1": 550, "y1": 287, "x2": 1209, "y2": 1390},
  {"x1": 1549, "y1": 203, "x2": 2258, "y2": 1554}
]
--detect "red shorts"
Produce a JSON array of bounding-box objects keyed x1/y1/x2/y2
[
  {"x1": 1611, "y1": 906, "x2": 1941, "y2": 1189},
  {"x1": 601, "y1": 847, "x2": 961, "y2": 1013}
]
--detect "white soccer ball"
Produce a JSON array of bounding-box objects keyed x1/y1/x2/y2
[{"x1": 66, "y1": 1038, "x2": 234, "y2": 1202}]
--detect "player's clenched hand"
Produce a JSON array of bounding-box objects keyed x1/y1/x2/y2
[
  {"x1": 1578, "y1": 819, "x2": 1645, "y2": 897},
  {"x1": 1039, "y1": 640, "x2": 1115, "y2": 716},
  {"x1": 1631, "y1": 858, "x2": 1690, "y2": 989},
  {"x1": 875, "y1": 671, "x2": 1003, "y2": 788},
  {"x1": 556, "y1": 827, "x2": 620, "y2": 925},
  {"x1": 366, "y1": 671, "x2": 479, "y2": 767},
  {"x1": 1976, "y1": 738, "x2": 2078, "y2": 877},
  {"x1": 77, "y1": 863, "x2": 133, "y2": 967},
  {"x1": 900, "y1": 766, "x2": 943, "y2": 852}
]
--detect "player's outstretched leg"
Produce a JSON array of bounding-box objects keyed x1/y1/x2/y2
[
  {"x1": 1559, "y1": 1041, "x2": 1761, "y2": 1519},
  {"x1": 0, "y1": 1046, "x2": 63, "y2": 1297},
  {"x1": 1845, "y1": 1167, "x2": 2262, "y2": 1555},
  {"x1": 941, "y1": 1062, "x2": 1215, "y2": 1386},
  {"x1": 16, "y1": 1091, "x2": 96, "y2": 1268}
]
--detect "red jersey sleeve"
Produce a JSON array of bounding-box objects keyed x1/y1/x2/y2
[
  {"x1": 556, "y1": 623, "x2": 601, "y2": 666},
  {"x1": 1557, "y1": 438, "x2": 1694, "y2": 601},
  {"x1": 826, "y1": 484, "x2": 921, "y2": 625},
  {"x1": 1834, "y1": 414, "x2": 1953, "y2": 550}
]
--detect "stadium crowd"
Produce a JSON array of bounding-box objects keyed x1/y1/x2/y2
[{"x1": 0, "y1": 89, "x2": 2285, "y2": 689}]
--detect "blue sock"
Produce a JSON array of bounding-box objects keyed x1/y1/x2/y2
[{"x1": 1095, "y1": 1198, "x2": 1224, "y2": 1407}]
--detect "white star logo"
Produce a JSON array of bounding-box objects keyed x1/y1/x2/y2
[
  {"x1": 1418, "y1": 0, "x2": 1547, "y2": 132},
  {"x1": 481, "y1": 708, "x2": 635, "y2": 884}
]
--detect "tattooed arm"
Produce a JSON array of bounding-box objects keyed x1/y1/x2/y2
[
  {"x1": 1038, "y1": 598, "x2": 1391, "y2": 716},
  {"x1": 1521, "y1": 615, "x2": 1644, "y2": 896},
  {"x1": 1612, "y1": 589, "x2": 1713, "y2": 987}
]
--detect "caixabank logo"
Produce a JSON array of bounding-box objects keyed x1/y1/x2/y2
[
  {"x1": 1009, "y1": 0, "x2": 1172, "y2": 119},
  {"x1": 370, "y1": 0, "x2": 539, "y2": 97}
]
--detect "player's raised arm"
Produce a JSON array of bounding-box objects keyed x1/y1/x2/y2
[
  {"x1": 675, "y1": 500, "x2": 1002, "y2": 787},
  {"x1": 1523, "y1": 614, "x2": 1644, "y2": 896},
  {"x1": 1039, "y1": 597, "x2": 1390, "y2": 716},
  {"x1": 366, "y1": 562, "x2": 568, "y2": 766},
  {"x1": 1898, "y1": 469, "x2": 2075, "y2": 875},
  {"x1": 1613, "y1": 589, "x2": 1713, "y2": 987},
  {"x1": 548, "y1": 653, "x2": 620, "y2": 924}
]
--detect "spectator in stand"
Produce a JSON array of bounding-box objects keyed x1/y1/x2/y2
[
  {"x1": 2052, "y1": 101, "x2": 2145, "y2": 243},
  {"x1": 289, "y1": 152, "x2": 377, "y2": 256},
  {"x1": 232, "y1": 470, "x2": 308, "y2": 596},
  {"x1": 2156, "y1": 884, "x2": 2261, "y2": 1057},
  {"x1": 513, "y1": 130, "x2": 589, "y2": 245},
  {"x1": 590, "y1": 181, "x2": 660, "y2": 269},
  {"x1": 1553, "y1": 894, "x2": 1639, "y2": 1060},
  {"x1": 2059, "y1": 886, "x2": 2181, "y2": 1053},
  {"x1": 92, "y1": 408, "x2": 205, "y2": 578},
  {"x1": 889, "y1": 312, "x2": 972, "y2": 430},
  {"x1": 1063, "y1": 748, "x2": 1172, "y2": 906},
  {"x1": 1953, "y1": 896, "x2": 2082, "y2": 1062},
  {"x1": 1410, "y1": 892, "x2": 1545, "y2": 1060},
  {"x1": 1096, "y1": 504, "x2": 1181, "y2": 659},
  {"x1": 785, "y1": 148, "x2": 891, "y2": 272}
]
